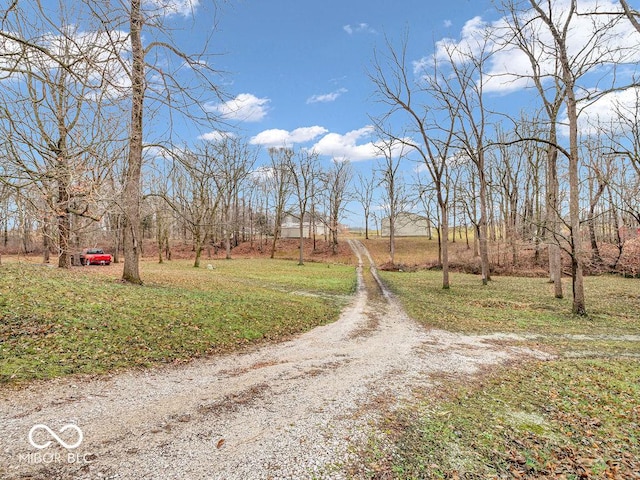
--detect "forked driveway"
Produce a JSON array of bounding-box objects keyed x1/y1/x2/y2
[{"x1": 0, "y1": 240, "x2": 547, "y2": 479}]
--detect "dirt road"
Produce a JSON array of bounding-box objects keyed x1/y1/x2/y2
[{"x1": 0, "y1": 240, "x2": 547, "y2": 479}]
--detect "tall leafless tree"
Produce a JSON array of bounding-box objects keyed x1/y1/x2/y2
[
  {"x1": 267, "y1": 147, "x2": 294, "y2": 259},
  {"x1": 287, "y1": 149, "x2": 319, "y2": 265},
  {"x1": 325, "y1": 159, "x2": 352, "y2": 255},
  {"x1": 376, "y1": 140, "x2": 406, "y2": 265},
  {"x1": 434, "y1": 35, "x2": 493, "y2": 285},
  {"x1": 354, "y1": 172, "x2": 376, "y2": 240},
  {"x1": 370, "y1": 35, "x2": 457, "y2": 288},
  {"x1": 525, "y1": 0, "x2": 632, "y2": 315},
  {"x1": 211, "y1": 137, "x2": 257, "y2": 260},
  {"x1": 80, "y1": 0, "x2": 224, "y2": 283}
]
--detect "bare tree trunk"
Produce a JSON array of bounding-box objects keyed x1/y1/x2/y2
[
  {"x1": 389, "y1": 215, "x2": 395, "y2": 264},
  {"x1": 298, "y1": 219, "x2": 305, "y2": 266},
  {"x1": 42, "y1": 215, "x2": 51, "y2": 263},
  {"x1": 157, "y1": 212, "x2": 164, "y2": 264},
  {"x1": 194, "y1": 229, "x2": 203, "y2": 268},
  {"x1": 122, "y1": 0, "x2": 144, "y2": 284},
  {"x1": 588, "y1": 175, "x2": 605, "y2": 265},
  {"x1": 565, "y1": 73, "x2": 586, "y2": 315},
  {"x1": 440, "y1": 192, "x2": 450, "y2": 289},
  {"x1": 608, "y1": 187, "x2": 624, "y2": 269},
  {"x1": 478, "y1": 163, "x2": 491, "y2": 285},
  {"x1": 225, "y1": 208, "x2": 232, "y2": 260},
  {"x1": 113, "y1": 214, "x2": 122, "y2": 264},
  {"x1": 57, "y1": 167, "x2": 72, "y2": 268},
  {"x1": 547, "y1": 142, "x2": 563, "y2": 298}
]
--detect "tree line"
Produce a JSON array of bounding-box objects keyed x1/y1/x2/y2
[
  {"x1": 365, "y1": 0, "x2": 640, "y2": 316},
  {"x1": 1, "y1": 1, "x2": 639, "y2": 318}
]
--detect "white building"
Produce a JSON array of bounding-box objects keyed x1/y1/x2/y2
[
  {"x1": 381, "y1": 212, "x2": 431, "y2": 237},
  {"x1": 280, "y1": 214, "x2": 327, "y2": 239}
]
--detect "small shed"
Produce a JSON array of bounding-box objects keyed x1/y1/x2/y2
[
  {"x1": 280, "y1": 214, "x2": 327, "y2": 239},
  {"x1": 381, "y1": 212, "x2": 431, "y2": 237}
]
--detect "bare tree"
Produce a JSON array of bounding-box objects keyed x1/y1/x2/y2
[
  {"x1": 525, "y1": 0, "x2": 634, "y2": 315},
  {"x1": 0, "y1": 11, "x2": 124, "y2": 268},
  {"x1": 498, "y1": 0, "x2": 639, "y2": 313},
  {"x1": 376, "y1": 140, "x2": 406, "y2": 265},
  {"x1": 354, "y1": 172, "x2": 376, "y2": 240},
  {"x1": 499, "y1": 0, "x2": 567, "y2": 296},
  {"x1": 324, "y1": 159, "x2": 352, "y2": 255},
  {"x1": 267, "y1": 147, "x2": 294, "y2": 259},
  {"x1": 81, "y1": 0, "x2": 224, "y2": 283},
  {"x1": 434, "y1": 34, "x2": 493, "y2": 285},
  {"x1": 370, "y1": 35, "x2": 457, "y2": 287},
  {"x1": 287, "y1": 149, "x2": 320, "y2": 265},
  {"x1": 211, "y1": 137, "x2": 257, "y2": 260},
  {"x1": 120, "y1": 0, "x2": 146, "y2": 283}
]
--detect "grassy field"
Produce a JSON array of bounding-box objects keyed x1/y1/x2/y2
[
  {"x1": 378, "y1": 269, "x2": 640, "y2": 338},
  {"x1": 359, "y1": 268, "x2": 640, "y2": 479},
  {"x1": 3, "y1": 239, "x2": 639, "y2": 477},
  {"x1": 366, "y1": 359, "x2": 640, "y2": 479},
  {"x1": 0, "y1": 258, "x2": 356, "y2": 384},
  {"x1": 362, "y1": 237, "x2": 441, "y2": 266}
]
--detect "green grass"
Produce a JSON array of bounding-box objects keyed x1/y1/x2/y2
[
  {"x1": 143, "y1": 258, "x2": 357, "y2": 296},
  {"x1": 0, "y1": 259, "x2": 356, "y2": 383},
  {"x1": 378, "y1": 270, "x2": 640, "y2": 338},
  {"x1": 356, "y1": 267, "x2": 640, "y2": 479},
  {"x1": 367, "y1": 359, "x2": 640, "y2": 479}
]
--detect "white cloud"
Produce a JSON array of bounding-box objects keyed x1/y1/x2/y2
[
  {"x1": 198, "y1": 130, "x2": 236, "y2": 142},
  {"x1": 426, "y1": 0, "x2": 640, "y2": 95},
  {"x1": 443, "y1": 20, "x2": 453, "y2": 28},
  {"x1": 306, "y1": 88, "x2": 348, "y2": 104},
  {"x1": 206, "y1": 93, "x2": 270, "y2": 122},
  {"x1": 559, "y1": 86, "x2": 640, "y2": 136},
  {"x1": 312, "y1": 126, "x2": 394, "y2": 162},
  {"x1": 250, "y1": 126, "x2": 328, "y2": 147},
  {"x1": 0, "y1": 28, "x2": 131, "y2": 100},
  {"x1": 251, "y1": 125, "x2": 410, "y2": 162},
  {"x1": 343, "y1": 23, "x2": 376, "y2": 35},
  {"x1": 144, "y1": 0, "x2": 200, "y2": 17},
  {"x1": 248, "y1": 165, "x2": 275, "y2": 184}
]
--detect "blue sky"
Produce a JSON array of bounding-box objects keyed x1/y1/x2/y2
[
  {"x1": 173, "y1": 0, "x2": 637, "y2": 227},
  {"x1": 184, "y1": 0, "x2": 496, "y2": 157},
  {"x1": 164, "y1": 0, "x2": 500, "y2": 225},
  {"x1": 10, "y1": 0, "x2": 638, "y2": 227}
]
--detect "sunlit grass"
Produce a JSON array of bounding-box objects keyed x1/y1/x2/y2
[
  {"x1": 361, "y1": 237, "x2": 441, "y2": 266},
  {"x1": 0, "y1": 259, "x2": 356, "y2": 383},
  {"x1": 379, "y1": 269, "x2": 640, "y2": 337},
  {"x1": 370, "y1": 359, "x2": 640, "y2": 479},
  {"x1": 358, "y1": 261, "x2": 640, "y2": 479}
]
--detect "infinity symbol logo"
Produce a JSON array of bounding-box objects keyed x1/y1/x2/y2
[{"x1": 28, "y1": 424, "x2": 84, "y2": 450}]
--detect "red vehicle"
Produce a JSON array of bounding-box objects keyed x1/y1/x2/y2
[{"x1": 80, "y1": 248, "x2": 112, "y2": 266}]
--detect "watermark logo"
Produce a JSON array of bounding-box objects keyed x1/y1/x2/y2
[
  {"x1": 20, "y1": 424, "x2": 92, "y2": 465},
  {"x1": 28, "y1": 424, "x2": 83, "y2": 450}
]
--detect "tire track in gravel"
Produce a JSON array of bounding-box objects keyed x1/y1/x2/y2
[{"x1": 0, "y1": 240, "x2": 550, "y2": 480}]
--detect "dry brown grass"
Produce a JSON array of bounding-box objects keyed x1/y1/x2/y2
[
  {"x1": 359, "y1": 237, "x2": 441, "y2": 267},
  {"x1": 355, "y1": 235, "x2": 640, "y2": 277}
]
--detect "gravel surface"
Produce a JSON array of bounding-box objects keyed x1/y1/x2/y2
[{"x1": 0, "y1": 240, "x2": 549, "y2": 479}]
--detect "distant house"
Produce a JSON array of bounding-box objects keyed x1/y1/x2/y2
[
  {"x1": 280, "y1": 214, "x2": 327, "y2": 239},
  {"x1": 381, "y1": 212, "x2": 431, "y2": 237}
]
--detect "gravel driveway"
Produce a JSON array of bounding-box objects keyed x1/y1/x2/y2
[{"x1": 0, "y1": 240, "x2": 547, "y2": 479}]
